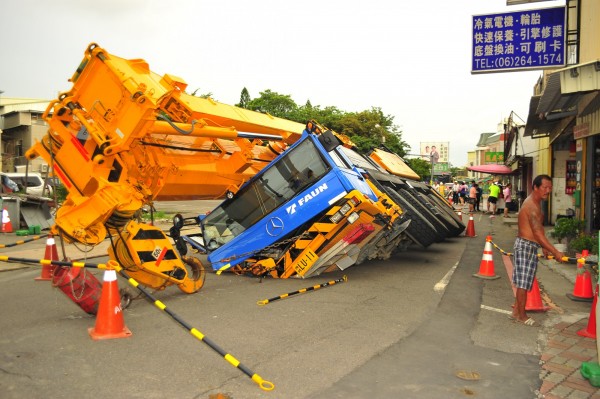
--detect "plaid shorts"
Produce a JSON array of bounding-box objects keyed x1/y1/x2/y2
[{"x1": 513, "y1": 237, "x2": 541, "y2": 290}]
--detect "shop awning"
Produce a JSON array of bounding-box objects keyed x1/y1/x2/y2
[
  {"x1": 536, "y1": 72, "x2": 562, "y2": 115},
  {"x1": 537, "y1": 72, "x2": 582, "y2": 119},
  {"x1": 523, "y1": 95, "x2": 561, "y2": 138},
  {"x1": 524, "y1": 71, "x2": 583, "y2": 138},
  {"x1": 559, "y1": 59, "x2": 600, "y2": 94},
  {"x1": 467, "y1": 164, "x2": 514, "y2": 175}
]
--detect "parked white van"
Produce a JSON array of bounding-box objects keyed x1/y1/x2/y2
[{"x1": 1, "y1": 172, "x2": 53, "y2": 197}]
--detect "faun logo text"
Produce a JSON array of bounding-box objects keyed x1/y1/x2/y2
[{"x1": 286, "y1": 183, "x2": 328, "y2": 215}]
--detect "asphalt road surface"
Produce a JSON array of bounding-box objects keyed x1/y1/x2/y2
[{"x1": 0, "y1": 202, "x2": 591, "y2": 399}]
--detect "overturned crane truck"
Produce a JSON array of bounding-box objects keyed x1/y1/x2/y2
[
  {"x1": 25, "y1": 43, "x2": 464, "y2": 291},
  {"x1": 171, "y1": 122, "x2": 465, "y2": 278},
  {"x1": 172, "y1": 122, "x2": 410, "y2": 278}
]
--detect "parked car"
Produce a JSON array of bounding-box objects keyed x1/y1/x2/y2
[
  {"x1": 45, "y1": 176, "x2": 64, "y2": 189},
  {"x1": 1, "y1": 172, "x2": 53, "y2": 197}
]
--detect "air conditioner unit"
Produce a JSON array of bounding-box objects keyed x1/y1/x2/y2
[{"x1": 40, "y1": 164, "x2": 49, "y2": 173}]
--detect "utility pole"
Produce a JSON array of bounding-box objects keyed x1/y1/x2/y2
[{"x1": 430, "y1": 153, "x2": 435, "y2": 185}]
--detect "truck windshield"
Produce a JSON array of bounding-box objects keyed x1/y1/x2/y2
[{"x1": 201, "y1": 138, "x2": 330, "y2": 250}]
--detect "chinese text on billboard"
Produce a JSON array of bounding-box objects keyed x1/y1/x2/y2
[
  {"x1": 472, "y1": 6, "x2": 565, "y2": 73},
  {"x1": 485, "y1": 152, "x2": 505, "y2": 163}
]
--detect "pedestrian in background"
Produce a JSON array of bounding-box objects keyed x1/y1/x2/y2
[
  {"x1": 488, "y1": 182, "x2": 501, "y2": 214},
  {"x1": 511, "y1": 175, "x2": 564, "y2": 326},
  {"x1": 468, "y1": 181, "x2": 477, "y2": 213},
  {"x1": 503, "y1": 182, "x2": 512, "y2": 218},
  {"x1": 452, "y1": 181, "x2": 459, "y2": 207},
  {"x1": 459, "y1": 181, "x2": 468, "y2": 206},
  {"x1": 475, "y1": 183, "x2": 482, "y2": 212}
]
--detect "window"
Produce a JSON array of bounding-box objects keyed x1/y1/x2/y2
[
  {"x1": 201, "y1": 138, "x2": 330, "y2": 250},
  {"x1": 339, "y1": 147, "x2": 380, "y2": 170}
]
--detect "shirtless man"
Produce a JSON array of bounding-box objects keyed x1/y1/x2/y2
[{"x1": 511, "y1": 174, "x2": 564, "y2": 326}]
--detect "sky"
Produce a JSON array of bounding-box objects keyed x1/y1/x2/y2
[{"x1": 0, "y1": 0, "x2": 565, "y2": 167}]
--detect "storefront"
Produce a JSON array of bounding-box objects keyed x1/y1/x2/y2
[
  {"x1": 522, "y1": 59, "x2": 600, "y2": 230},
  {"x1": 589, "y1": 135, "x2": 600, "y2": 229}
]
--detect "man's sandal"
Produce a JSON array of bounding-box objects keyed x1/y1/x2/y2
[{"x1": 515, "y1": 317, "x2": 537, "y2": 327}]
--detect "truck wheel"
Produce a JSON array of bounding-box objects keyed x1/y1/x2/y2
[
  {"x1": 394, "y1": 186, "x2": 448, "y2": 242},
  {"x1": 405, "y1": 188, "x2": 453, "y2": 239},
  {"x1": 412, "y1": 186, "x2": 464, "y2": 237},
  {"x1": 382, "y1": 186, "x2": 437, "y2": 247},
  {"x1": 409, "y1": 182, "x2": 465, "y2": 237},
  {"x1": 415, "y1": 185, "x2": 465, "y2": 237},
  {"x1": 424, "y1": 192, "x2": 465, "y2": 237}
]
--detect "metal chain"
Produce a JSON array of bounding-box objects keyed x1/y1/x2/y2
[{"x1": 70, "y1": 268, "x2": 87, "y2": 301}]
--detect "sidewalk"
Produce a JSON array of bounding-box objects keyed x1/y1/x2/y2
[
  {"x1": 538, "y1": 251, "x2": 600, "y2": 398},
  {"x1": 541, "y1": 317, "x2": 600, "y2": 398},
  {"x1": 464, "y1": 204, "x2": 600, "y2": 398}
]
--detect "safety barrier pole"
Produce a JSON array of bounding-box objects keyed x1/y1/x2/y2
[
  {"x1": 117, "y1": 264, "x2": 275, "y2": 391},
  {"x1": 0, "y1": 235, "x2": 45, "y2": 249},
  {"x1": 0, "y1": 255, "x2": 275, "y2": 391},
  {"x1": 257, "y1": 275, "x2": 348, "y2": 306},
  {"x1": 488, "y1": 241, "x2": 596, "y2": 265},
  {"x1": 0, "y1": 255, "x2": 104, "y2": 269}
]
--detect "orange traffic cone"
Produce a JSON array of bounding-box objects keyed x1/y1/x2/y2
[
  {"x1": 526, "y1": 277, "x2": 550, "y2": 312},
  {"x1": 567, "y1": 253, "x2": 594, "y2": 302},
  {"x1": 457, "y1": 210, "x2": 462, "y2": 221},
  {"x1": 465, "y1": 214, "x2": 476, "y2": 237},
  {"x1": 88, "y1": 268, "x2": 132, "y2": 340},
  {"x1": 35, "y1": 234, "x2": 59, "y2": 281},
  {"x1": 1, "y1": 208, "x2": 13, "y2": 233},
  {"x1": 578, "y1": 285, "x2": 598, "y2": 339},
  {"x1": 473, "y1": 235, "x2": 500, "y2": 279}
]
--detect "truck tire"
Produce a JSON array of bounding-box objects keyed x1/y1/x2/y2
[
  {"x1": 404, "y1": 188, "x2": 456, "y2": 238},
  {"x1": 413, "y1": 186, "x2": 464, "y2": 237},
  {"x1": 394, "y1": 186, "x2": 448, "y2": 242},
  {"x1": 382, "y1": 186, "x2": 438, "y2": 247},
  {"x1": 409, "y1": 182, "x2": 465, "y2": 237},
  {"x1": 423, "y1": 192, "x2": 465, "y2": 237}
]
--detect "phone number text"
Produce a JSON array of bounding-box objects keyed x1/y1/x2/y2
[{"x1": 473, "y1": 53, "x2": 563, "y2": 71}]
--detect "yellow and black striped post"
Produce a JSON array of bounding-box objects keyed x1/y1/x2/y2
[
  {"x1": 115, "y1": 262, "x2": 275, "y2": 391},
  {"x1": 257, "y1": 275, "x2": 348, "y2": 306},
  {"x1": 0, "y1": 255, "x2": 105, "y2": 270},
  {"x1": 0, "y1": 235, "x2": 45, "y2": 249},
  {"x1": 488, "y1": 240, "x2": 593, "y2": 264},
  {"x1": 0, "y1": 256, "x2": 274, "y2": 391}
]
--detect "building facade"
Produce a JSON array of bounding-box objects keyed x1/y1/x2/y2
[
  {"x1": 520, "y1": 0, "x2": 600, "y2": 228},
  {"x1": 0, "y1": 97, "x2": 51, "y2": 174}
]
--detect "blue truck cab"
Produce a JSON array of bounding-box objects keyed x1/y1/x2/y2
[{"x1": 178, "y1": 127, "x2": 380, "y2": 272}]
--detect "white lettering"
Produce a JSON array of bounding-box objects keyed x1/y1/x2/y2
[{"x1": 286, "y1": 183, "x2": 328, "y2": 214}]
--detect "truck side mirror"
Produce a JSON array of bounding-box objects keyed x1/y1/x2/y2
[{"x1": 318, "y1": 130, "x2": 341, "y2": 152}]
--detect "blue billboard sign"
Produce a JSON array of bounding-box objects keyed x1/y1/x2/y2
[{"x1": 472, "y1": 6, "x2": 566, "y2": 73}]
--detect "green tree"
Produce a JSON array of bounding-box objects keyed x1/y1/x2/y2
[
  {"x1": 246, "y1": 90, "x2": 298, "y2": 119},
  {"x1": 406, "y1": 158, "x2": 431, "y2": 181},
  {"x1": 337, "y1": 107, "x2": 409, "y2": 155},
  {"x1": 291, "y1": 104, "x2": 345, "y2": 128},
  {"x1": 234, "y1": 88, "x2": 412, "y2": 160},
  {"x1": 237, "y1": 87, "x2": 251, "y2": 108}
]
